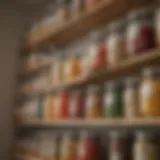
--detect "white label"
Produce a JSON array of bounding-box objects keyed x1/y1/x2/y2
[
  {"x1": 105, "y1": 93, "x2": 114, "y2": 108},
  {"x1": 140, "y1": 84, "x2": 154, "y2": 99}
]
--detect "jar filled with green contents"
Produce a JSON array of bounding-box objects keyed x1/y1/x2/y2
[{"x1": 104, "y1": 81, "x2": 123, "y2": 117}]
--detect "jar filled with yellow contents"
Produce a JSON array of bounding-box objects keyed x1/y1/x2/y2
[
  {"x1": 140, "y1": 67, "x2": 160, "y2": 117},
  {"x1": 60, "y1": 132, "x2": 77, "y2": 160},
  {"x1": 64, "y1": 49, "x2": 81, "y2": 81}
]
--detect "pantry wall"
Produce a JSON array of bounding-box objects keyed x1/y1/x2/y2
[{"x1": 0, "y1": 1, "x2": 38, "y2": 159}]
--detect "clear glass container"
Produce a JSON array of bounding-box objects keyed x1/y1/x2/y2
[{"x1": 126, "y1": 6, "x2": 155, "y2": 55}]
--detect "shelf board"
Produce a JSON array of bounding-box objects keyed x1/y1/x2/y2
[
  {"x1": 24, "y1": 0, "x2": 151, "y2": 50},
  {"x1": 20, "y1": 48, "x2": 160, "y2": 95},
  {"x1": 18, "y1": 118, "x2": 160, "y2": 128}
]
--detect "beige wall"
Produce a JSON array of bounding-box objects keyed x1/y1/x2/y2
[{"x1": 0, "y1": 2, "x2": 27, "y2": 159}]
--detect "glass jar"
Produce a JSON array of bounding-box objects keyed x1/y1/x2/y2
[
  {"x1": 108, "y1": 131, "x2": 132, "y2": 160},
  {"x1": 88, "y1": 29, "x2": 107, "y2": 72},
  {"x1": 64, "y1": 50, "x2": 82, "y2": 81},
  {"x1": 43, "y1": 94, "x2": 55, "y2": 120},
  {"x1": 50, "y1": 53, "x2": 63, "y2": 86},
  {"x1": 126, "y1": 7, "x2": 155, "y2": 55},
  {"x1": 106, "y1": 20, "x2": 125, "y2": 66},
  {"x1": 140, "y1": 67, "x2": 160, "y2": 117},
  {"x1": 60, "y1": 132, "x2": 77, "y2": 160},
  {"x1": 85, "y1": 85, "x2": 103, "y2": 119},
  {"x1": 104, "y1": 82, "x2": 123, "y2": 117},
  {"x1": 123, "y1": 77, "x2": 139, "y2": 118},
  {"x1": 77, "y1": 131, "x2": 100, "y2": 160},
  {"x1": 68, "y1": 89, "x2": 85, "y2": 118},
  {"x1": 133, "y1": 131, "x2": 158, "y2": 160},
  {"x1": 54, "y1": 90, "x2": 70, "y2": 119}
]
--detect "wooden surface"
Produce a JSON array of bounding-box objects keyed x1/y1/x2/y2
[
  {"x1": 18, "y1": 118, "x2": 160, "y2": 128},
  {"x1": 20, "y1": 48, "x2": 160, "y2": 95},
  {"x1": 24, "y1": 0, "x2": 151, "y2": 50}
]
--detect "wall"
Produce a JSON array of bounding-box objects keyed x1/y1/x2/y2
[{"x1": 0, "y1": 2, "x2": 27, "y2": 159}]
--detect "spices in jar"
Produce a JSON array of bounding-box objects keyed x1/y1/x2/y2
[
  {"x1": 104, "y1": 81, "x2": 123, "y2": 117},
  {"x1": 50, "y1": 54, "x2": 63, "y2": 86},
  {"x1": 123, "y1": 77, "x2": 139, "y2": 118},
  {"x1": 43, "y1": 95, "x2": 55, "y2": 120},
  {"x1": 126, "y1": 7, "x2": 155, "y2": 55},
  {"x1": 77, "y1": 131, "x2": 100, "y2": 160},
  {"x1": 68, "y1": 89, "x2": 85, "y2": 118},
  {"x1": 85, "y1": 85, "x2": 103, "y2": 118},
  {"x1": 54, "y1": 90, "x2": 70, "y2": 119},
  {"x1": 88, "y1": 30, "x2": 107, "y2": 72},
  {"x1": 64, "y1": 51, "x2": 82, "y2": 81},
  {"x1": 60, "y1": 132, "x2": 77, "y2": 160},
  {"x1": 106, "y1": 20, "x2": 125, "y2": 66},
  {"x1": 140, "y1": 67, "x2": 160, "y2": 117},
  {"x1": 108, "y1": 131, "x2": 132, "y2": 160},
  {"x1": 133, "y1": 131, "x2": 158, "y2": 160}
]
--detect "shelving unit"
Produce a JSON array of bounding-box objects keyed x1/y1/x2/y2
[{"x1": 23, "y1": 0, "x2": 151, "y2": 50}]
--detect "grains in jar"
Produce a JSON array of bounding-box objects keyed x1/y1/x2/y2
[
  {"x1": 133, "y1": 131, "x2": 158, "y2": 160},
  {"x1": 106, "y1": 20, "x2": 126, "y2": 66},
  {"x1": 140, "y1": 67, "x2": 160, "y2": 117},
  {"x1": 126, "y1": 7, "x2": 155, "y2": 55},
  {"x1": 123, "y1": 77, "x2": 139, "y2": 118},
  {"x1": 85, "y1": 85, "x2": 103, "y2": 119}
]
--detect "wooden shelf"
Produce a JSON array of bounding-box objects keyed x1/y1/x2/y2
[
  {"x1": 18, "y1": 118, "x2": 160, "y2": 128},
  {"x1": 24, "y1": 0, "x2": 151, "y2": 50},
  {"x1": 20, "y1": 48, "x2": 160, "y2": 95}
]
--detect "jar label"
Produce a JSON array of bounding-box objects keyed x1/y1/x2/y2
[{"x1": 140, "y1": 84, "x2": 155, "y2": 99}]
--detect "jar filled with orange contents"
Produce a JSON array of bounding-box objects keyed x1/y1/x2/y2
[
  {"x1": 60, "y1": 132, "x2": 77, "y2": 160},
  {"x1": 140, "y1": 67, "x2": 160, "y2": 117},
  {"x1": 54, "y1": 90, "x2": 70, "y2": 119},
  {"x1": 88, "y1": 29, "x2": 107, "y2": 73},
  {"x1": 85, "y1": 85, "x2": 103, "y2": 119},
  {"x1": 64, "y1": 49, "x2": 81, "y2": 81}
]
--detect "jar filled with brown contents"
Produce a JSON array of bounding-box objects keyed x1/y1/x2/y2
[
  {"x1": 108, "y1": 131, "x2": 133, "y2": 160},
  {"x1": 85, "y1": 0, "x2": 102, "y2": 10},
  {"x1": 85, "y1": 85, "x2": 103, "y2": 119},
  {"x1": 123, "y1": 77, "x2": 139, "y2": 118}
]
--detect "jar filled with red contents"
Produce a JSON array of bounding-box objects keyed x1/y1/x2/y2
[
  {"x1": 108, "y1": 131, "x2": 133, "y2": 160},
  {"x1": 88, "y1": 29, "x2": 107, "y2": 73},
  {"x1": 77, "y1": 131, "x2": 101, "y2": 160},
  {"x1": 68, "y1": 89, "x2": 85, "y2": 119},
  {"x1": 54, "y1": 89, "x2": 70, "y2": 119},
  {"x1": 126, "y1": 6, "x2": 155, "y2": 55}
]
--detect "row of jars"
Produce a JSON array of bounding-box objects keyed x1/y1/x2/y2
[
  {"x1": 18, "y1": 66, "x2": 160, "y2": 121},
  {"x1": 22, "y1": 4, "x2": 160, "y2": 93},
  {"x1": 29, "y1": 0, "x2": 101, "y2": 39},
  {"x1": 16, "y1": 130, "x2": 160, "y2": 160}
]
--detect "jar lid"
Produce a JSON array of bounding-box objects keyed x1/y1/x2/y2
[
  {"x1": 105, "y1": 81, "x2": 123, "y2": 91},
  {"x1": 108, "y1": 19, "x2": 125, "y2": 33},
  {"x1": 80, "y1": 131, "x2": 98, "y2": 139},
  {"x1": 63, "y1": 131, "x2": 77, "y2": 140},
  {"x1": 142, "y1": 66, "x2": 160, "y2": 77},
  {"x1": 128, "y1": 6, "x2": 153, "y2": 20},
  {"x1": 135, "y1": 131, "x2": 155, "y2": 141},
  {"x1": 87, "y1": 85, "x2": 102, "y2": 93},
  {"x1": 109, "y1": 131, "x2": 129, "y2": 139},
  {"x1": 125, "y1": 76, "x2": 139, "y2": 87}
]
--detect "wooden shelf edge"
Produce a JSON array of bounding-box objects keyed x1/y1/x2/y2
[
  {"x1": 23, "y1": 0, "x2": 151, "y2": 51},
  {"x1": 17, "y1": 118, "x2": 160, "y2": 128}
]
